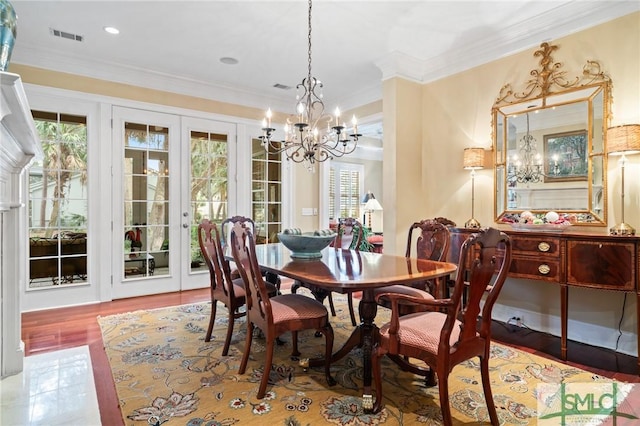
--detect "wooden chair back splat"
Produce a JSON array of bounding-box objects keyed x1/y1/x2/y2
[{"x1": 373, "y1": 219, "x2": 452, "y2": 318}]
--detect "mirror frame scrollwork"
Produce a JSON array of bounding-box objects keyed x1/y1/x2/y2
[{"x1": 493, "y1": 42, "x2": 612, "y2": 226}]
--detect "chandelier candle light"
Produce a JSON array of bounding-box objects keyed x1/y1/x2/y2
[
  {"x1": 607, "y1": 124, "x2": 640, "y2": 236},
  {"x1": 508, "y1": 112, "x2": 543, "y2": 184},
  {"x1": 464, "y1": 147, "x2": 485, "y2": 228},
  {"x1": 260, "y1": 0, "x2": 360, "y2": 171}
]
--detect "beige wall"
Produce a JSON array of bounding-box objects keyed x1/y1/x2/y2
[
  {"x1": 382, "y1": 78, "x2": 424, "y2": 254},
  {"x1": 415, "y1": 12, "x2": 640, "y2": 237}
]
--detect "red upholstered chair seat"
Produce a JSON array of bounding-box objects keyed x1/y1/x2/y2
[{"x1": 367, "y1": 235, "x2": 384, "y2": 244}]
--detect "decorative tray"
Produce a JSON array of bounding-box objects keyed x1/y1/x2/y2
[{"x1": 508, "y1": 222, "x2": 572, "y2": 232}]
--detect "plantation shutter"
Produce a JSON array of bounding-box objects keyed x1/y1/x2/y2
[{"x1": 329, "y1": 163, "x2": 363, "y2": 221}]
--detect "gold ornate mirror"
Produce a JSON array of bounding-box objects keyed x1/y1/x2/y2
[{"x1": 493, "y1": 42, "x2": 611, "y2": 225}]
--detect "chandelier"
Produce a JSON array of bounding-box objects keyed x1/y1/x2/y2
[
  {"x1": 508, "y1": 112, "x2": 544, "y2": 184},
  {"x1": 260, "y1": 0, "x2": 360, "y2": 171}
]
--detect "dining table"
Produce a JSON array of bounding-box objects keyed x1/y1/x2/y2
[{"x1": 230, "y1": 242, "x2": 457, "y2": 410}]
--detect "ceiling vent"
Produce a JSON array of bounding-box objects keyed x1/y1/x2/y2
[
  {"x1": 273, "y1": 83, "x2": 292, "y2": 90},
  {"x1": 49, "y1": 28, "x2": 84, "y2": 42}
]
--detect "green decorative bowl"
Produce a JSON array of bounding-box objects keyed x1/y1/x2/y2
[{"x1": 277, "y1": 231, "x2": 335, "y2": 259}]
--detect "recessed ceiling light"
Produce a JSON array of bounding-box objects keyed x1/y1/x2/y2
[
  {"x1": 104, "y1": 26, "x2": 120, "y2": 35},
  {"x1": 220, "y1": 57, "x2": 239, "y2": 65}
]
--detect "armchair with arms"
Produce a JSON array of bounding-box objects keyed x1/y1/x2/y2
[{"x1": 371, "y1": 227, "x2": 512, "y2": 425}]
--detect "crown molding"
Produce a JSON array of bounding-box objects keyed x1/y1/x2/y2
[{"x1": 374, "y1": 51, "x2": 425, "y2": 84}]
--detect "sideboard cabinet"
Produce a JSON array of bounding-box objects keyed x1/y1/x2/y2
[{"x1": 449, "y1": 227, "x2": 640, "y2": 374}]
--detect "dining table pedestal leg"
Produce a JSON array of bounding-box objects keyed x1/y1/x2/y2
[{"x1": 308, "y1": 289, "x2": 379, "y2": 411}]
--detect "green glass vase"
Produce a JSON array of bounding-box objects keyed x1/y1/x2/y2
[{"x1": 0, "y1": 0, "x2": 17, "y2": 72}]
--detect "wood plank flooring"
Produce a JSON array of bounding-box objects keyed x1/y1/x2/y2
[{"x1": 21, "y1": 288, "x2": 639, "y2": 425}]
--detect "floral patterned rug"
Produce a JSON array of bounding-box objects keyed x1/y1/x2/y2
[{"x1": 98, "y1": 293, "x2": 615, "y2": 425}]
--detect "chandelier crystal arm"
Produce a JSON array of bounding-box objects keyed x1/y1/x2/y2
[{"x1": 259, "y1": 0, "x2": 360, "y2": 171}]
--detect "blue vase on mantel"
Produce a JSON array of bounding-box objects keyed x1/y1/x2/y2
[{"x1": 0, "y1": 0, "x2": 17, "y2": 72}]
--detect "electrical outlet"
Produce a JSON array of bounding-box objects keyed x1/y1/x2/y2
[{"x1": 509, "y1": 312, "x2": 524, "y2": 327}]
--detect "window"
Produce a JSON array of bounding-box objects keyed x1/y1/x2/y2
[
  {"x1": 28, "y1": 111, "x2": 88, "y2": 288},
  {"x1": 329, "y1": 162, "x2": 363, "y2": 221},
  {"x1": 251, "y1": 139, "x2": 282, "y2": 243}
]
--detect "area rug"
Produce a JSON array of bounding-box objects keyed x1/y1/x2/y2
[{"x1": 98, "y1": 293, "x2": 616, "y2": 425}]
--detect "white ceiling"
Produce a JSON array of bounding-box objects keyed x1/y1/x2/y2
[{"x1": 10, "y1": 0, "x2": 640, "y2": 138}]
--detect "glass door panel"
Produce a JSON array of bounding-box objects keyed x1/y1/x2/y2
[
  {"x1": 123, "y1": 123, "x2": 169, "y2": 278},
  {"x1": 180, "y1": 117, "x2": 237, "y2": 290}
]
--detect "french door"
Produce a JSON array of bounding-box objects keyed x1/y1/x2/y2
[
  {"x1": 112, "y1": 107, "x2": 237, "y2": 298},
  {"x1": 180, "y1": 116, "x2": 237, "y2": 290}
]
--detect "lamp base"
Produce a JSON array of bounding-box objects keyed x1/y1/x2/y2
[
  {"x1": 465, "y1": 218, "x2": 481, "y2": 229},
  {"x1": 610, "y1": 222, "x2": 636, "y2": 236}
]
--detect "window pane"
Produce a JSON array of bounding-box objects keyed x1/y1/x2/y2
[
  {"x1": 189, "y1": 130, "x2": 229, "y2": 271},
  {"x1": 29, "y1": 110, "x2": 88, "y2": 288},
  {"x1": 252, "y1": 138, "x2": 281, "y2": 244}
]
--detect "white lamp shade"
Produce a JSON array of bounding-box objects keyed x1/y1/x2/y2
[{"x1": 364, "y1": 198, "x2": 383, "y2": 211}]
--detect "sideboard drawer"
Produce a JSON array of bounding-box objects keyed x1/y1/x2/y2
[
  {"x1": 567, "y1": 240, "x2": 636, "y2": 290},
  {"x1": 509, "y1": 257, "x2": 563, "y2": 282},
  {"x1": 511, "y1": 236, "x2": 562, "y2": 257}
]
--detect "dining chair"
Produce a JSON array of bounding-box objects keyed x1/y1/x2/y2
[
  {"x1": 372, "y1": 219, "x2": 451, "y2": 316},
  {"x1": 221, "y1": 215, "x2": 282, "y2": 290},
  {"x1": 198, "y1": 219, "x2": 277, "y2": 356},
  {"x1": 289, "y1": 217, "x2": 364, "y2": 326},
  {"x1": 330, "y1": 217, "x2": 364, "y2": 326},
  {"x1": 371, "y1": 227, "x2": 512, "y2": 425},
  {"x1": 229, "y1": 221, "x2": 336, "y2": 399}
]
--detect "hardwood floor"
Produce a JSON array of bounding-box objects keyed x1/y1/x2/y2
[
  {"x1": 22, "y1": 289, "x2": 211, "y2": 426},
  {"x1": 21, "y1": 288, "x2": 639, "y2": 425}
]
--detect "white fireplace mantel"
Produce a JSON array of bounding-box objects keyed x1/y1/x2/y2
[
  {"x1": 1, "y1": 71, "x2": 41, "y2": 378},
  {"x1": 1, "y1": 72, "x2": 40, "y2": 210}
]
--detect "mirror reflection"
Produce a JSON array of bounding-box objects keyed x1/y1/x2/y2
[{"x1": 493, "y1": 42, "x2": 610, "y2": 225}]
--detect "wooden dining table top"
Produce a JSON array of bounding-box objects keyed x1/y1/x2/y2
[{"x1": 247, "y1": 243, "x2": 458, "y2": 292}]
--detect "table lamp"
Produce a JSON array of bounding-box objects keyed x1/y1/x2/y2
[
  {"x1": 607, "y1": 124, "x2": 640, "y2": 235},
  {"x1": 362, "y1": 191, "x2": 383, "y2": 230},
  {"x1": 463, "y1": 147, "x2": 485, "y2": 228}
]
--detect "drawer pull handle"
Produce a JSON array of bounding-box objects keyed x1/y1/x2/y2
[
  {"x1": 538, "y1": 264, "x2": 551, "y2": 275},
  {"x1": 538, "y1": 242, "x2": 551, "y2": 252}
]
